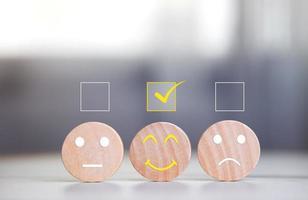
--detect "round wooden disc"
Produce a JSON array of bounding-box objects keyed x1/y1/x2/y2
[
  {"x1": 62, "y1": 122, "x2": 124, "y2": 182},
  {"x1": 197, "y1": 120, "x2": 260, "y2": 181},
  {"x1": 129, "y1": 122, "x2": 191, "y2": 181}
]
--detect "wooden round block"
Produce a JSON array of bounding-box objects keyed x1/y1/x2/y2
[
  {"x1": 129, "y1": 122, "x2": 191, "y2": 181},
  {"x1": 197, "y1": 120, "x2": 260, "y2": 181},
  {"x1": 62, "y1": 122, "x2": 124, "y2": 182}
]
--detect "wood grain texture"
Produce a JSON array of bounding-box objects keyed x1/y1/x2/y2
[
  {"x1": 129, "y1": 122, "x2": 191, "y2": 181},
  {"x1": 197, "y1": 120, "x2": 260, "y2": 181},
  {"x1": 61, "y1": 122, "x2": 124, "y2": 182}
]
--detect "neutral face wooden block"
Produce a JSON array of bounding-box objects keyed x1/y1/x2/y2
[
  {"x1": 62, "y1": 122, "x2": 124, "y2": 182},
  {"x1": 129, "y1": 122, "x2": 191, "y2": 181},
  {"x1": 197, "y1": 120, "x2": 260, "y2": 181}
]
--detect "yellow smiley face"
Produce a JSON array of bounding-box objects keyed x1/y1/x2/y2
[
  {"x1": 129, "y1": 122, "x2": 191, "y2": 181},
  {"x1": 142, "y1": 133, "x2": 179, "y2": 172}
]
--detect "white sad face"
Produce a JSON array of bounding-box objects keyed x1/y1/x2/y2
[{"x1": 198, "y1": 120, "x2": 260, "y2": 181}]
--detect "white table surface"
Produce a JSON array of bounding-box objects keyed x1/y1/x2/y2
[{"x1": 0, "y1": 151, "x2": 308, "y2": 200}]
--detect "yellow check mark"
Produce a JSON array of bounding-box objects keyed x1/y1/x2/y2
[{"x1": 154, "y1": 81, "x2": 186, "y2": 103}]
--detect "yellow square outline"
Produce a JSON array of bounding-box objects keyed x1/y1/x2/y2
[{"x1": 146, "y1": 81, "x2": 177, "y2": 112}]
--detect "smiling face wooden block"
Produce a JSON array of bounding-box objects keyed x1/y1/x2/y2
[
  {"x1": 62, "y1": 122, "x2": 124, "y2": 182},
  {"x1": 197, "y1": 120, "x2": 260, "y2": 181},
  {"x1": 129, "y1": 122, "x2": 191, "y2": 181}
]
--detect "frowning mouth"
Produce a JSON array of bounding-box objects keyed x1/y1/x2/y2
[
  {"x1": 218, "y1": 158, "x2": 241, "y2": 166},
  {"x1": 145, "y1": 159, "x2": 177, "y2": 172},
  {"x1": 82, "y1": 164, "x2": 103, "y2": 168}
]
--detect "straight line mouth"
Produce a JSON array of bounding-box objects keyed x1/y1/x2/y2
[
  {"x1": 218, "y1": 158, "x2": 241, "y2": 166},
  {"x1": 82, "y1": 164, "x2": 103, "y2": 168}
]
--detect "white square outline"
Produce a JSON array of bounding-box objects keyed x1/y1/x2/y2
[
  {"x1": 80, "y1": 82, "x2": 110, "y2": 112},
  {"x1": 215, "y1": 82, "x2": 245, "y2": 112}
]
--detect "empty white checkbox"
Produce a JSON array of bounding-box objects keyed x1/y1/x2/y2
[
  {"x1": 215, "y1": 82, "x2": 245, "y2": 112},
  {"x1": 80, "y1": 82, "x2": 110, "y2": 112}
]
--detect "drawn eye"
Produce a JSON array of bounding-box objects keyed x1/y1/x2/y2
[
  {"x1": 100, "y1": 137, "x2": 110, "y2": 147},
  {"x1": 75, "y1": 136, "x2": 85, "y2": 147},
  {"x1": 213, "y1": 134, "x2": 222, "y2": 144},
  {"x1": 143, "y1": 134, "x2": 158, "y2": 144},
  {"x1": 164, "y1": 134, "x2": 179, "y2": 144},
  {"x1": 237, "y1": 134, "x2": 246, "y2": 144}
]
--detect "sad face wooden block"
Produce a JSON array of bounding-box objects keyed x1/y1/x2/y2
[
  {"x1": 62, "y1": 122, "x2": 124, "y2": 182},
  {"x1": 198, "y1": 120, "x2": 260, "y2": 181},
  {"x1": 129, "y1": 122, "x2": 191, "y2": 181}
]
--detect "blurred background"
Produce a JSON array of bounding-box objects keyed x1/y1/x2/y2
[{"x1": 0, "y1": 0, "x2": 308, "y2": 154}]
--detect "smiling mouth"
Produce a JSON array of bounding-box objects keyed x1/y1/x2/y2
[
  {"x1": 145, "y1": 159, "x2": 177, "y2": 172},
  {"x1": 218, "y1": 158, "x2": 241, "y2": 166},
  {"x1": 82, "y1": 164, "x2": 103, "y2": 168}
]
